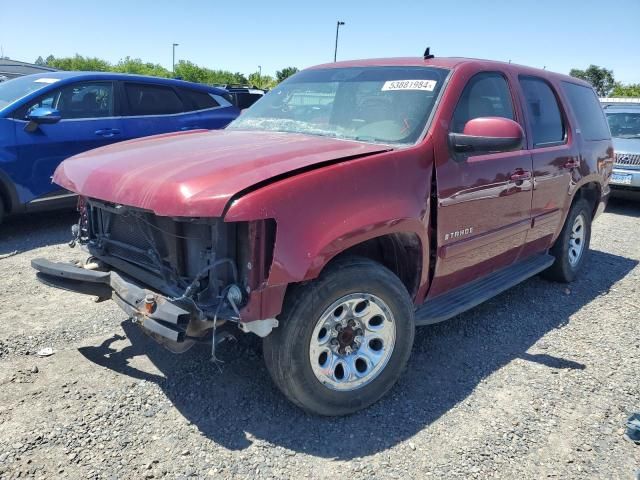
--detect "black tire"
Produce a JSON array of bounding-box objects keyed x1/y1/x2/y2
[
  {"x1": 0, "y1": 196, "x2": 5, "y2": 226},
  {"x1": 263, "y1": 256, "x2": 415, "y2": 416},
  {"x1": 543, "y1": 198, "x2": 592, "y2": 283}
]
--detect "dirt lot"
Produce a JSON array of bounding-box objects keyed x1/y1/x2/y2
[{"x1": 0, "y1": 196, "x2": 639, "y2": 480}]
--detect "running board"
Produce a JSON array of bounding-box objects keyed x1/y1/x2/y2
[{"x1": 415, "y1": 254, "x2": 554, "y2": 326}]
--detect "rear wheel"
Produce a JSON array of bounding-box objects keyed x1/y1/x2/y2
[
  {"x1": 543, "y1": 198, "x2": 592, "y2": 282},
  {"x1": 263, "y1": 256, "x2": 415, "y2": 416},
  {"x1": 0, "y1": 196, "x2": 5, "y2": 226}
]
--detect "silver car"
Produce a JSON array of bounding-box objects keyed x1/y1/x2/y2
[{"x1": 602, "y1": 101, "x2": 640, "y2": 190}]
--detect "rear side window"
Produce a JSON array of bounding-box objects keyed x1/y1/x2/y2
[
  {"x1": 180, "y1": 89, "x2": 220, "y2": 111},
  {"x1": 124, "y1": 83, "x2": 184, "y2": 116},
  {"x1": 519, "y1": 77, "x2": 565, "y2": 147},
  {"x1": 561, "y1": 82, "x2": 610, "y2": 141},
  {"x1": 452, "y1": 72, "x2": 514, "y2": 133}
]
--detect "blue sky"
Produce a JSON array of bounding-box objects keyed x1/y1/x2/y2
[{"x1": 2, "y1": 0, "x2": 639, "y2": 83}]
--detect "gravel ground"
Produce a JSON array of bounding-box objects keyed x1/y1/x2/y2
[{"x1": 0, "y1": 196, "x2": 639, "y2": 479}]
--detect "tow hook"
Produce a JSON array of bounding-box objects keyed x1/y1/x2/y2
[{"x1": 144, "y1": 294, "x2": 157, "y2": 314}]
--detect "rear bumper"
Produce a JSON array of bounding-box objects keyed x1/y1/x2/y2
[{"x1": 32, "y1": 258, "x2": 192, "y2": 343}]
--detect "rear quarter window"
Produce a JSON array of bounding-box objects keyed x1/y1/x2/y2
[
  {"x1": 180, "y1": 89, "x2": 220, "y2": 111},
  {"x1": 561, "y1": 82, "x2": 611, "y2": 141}
]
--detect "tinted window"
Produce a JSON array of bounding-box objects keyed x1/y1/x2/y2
[
  {"x1": 125, "y1": 83, "x2": 184, "y2": 116},
  {"x1": 181, "y1": 89, "x2": 219, "y2": 111},
  {"x1": 21, "y1": 82, "x2": 114, "y2": 119},
  {"x1": 562, "y1": 82, "x2": 610, "y2": 141},
  {"x1": 452, "y1": 72, "x2": 514, "y2": 133},
  {"x1": 235, "y1": 92, "x2": 263, "y2": 109},
  {"x1": 520, "y1": 77, "x2": 564, "y2": 147}
]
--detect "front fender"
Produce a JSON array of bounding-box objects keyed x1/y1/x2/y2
[{"x1": 224, "y1": 146, "x2": 433, "y2": 288}]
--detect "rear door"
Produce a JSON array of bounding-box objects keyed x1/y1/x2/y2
[
  {"x1": 11, "y1": 81, "x2": 120, "y2": 201},
  {"x1": 429, "y1": 71, "x2": 533, "y2": 298},
  {"x1": 119, "y1": 82, "x2": 192, "y2": 140},
  {"x1": 517, "y1": 76, "x2": 578, "y2": 254}
]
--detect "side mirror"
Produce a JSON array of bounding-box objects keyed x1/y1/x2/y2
[
  {"x1": 27, "y1": 107, "x2": 62, "y2": 124},
  {"x1": 24, "y1": 107, "x2": 62, "y2": 132},
  {"x1": 448, "y1": 117, "x2": 523, "y2": 156}
]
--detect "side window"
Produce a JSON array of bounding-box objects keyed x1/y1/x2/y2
[
  {"x1": 180, "y1": 89, "x2": 220, "y2": 111},
  {"x1": 124, "y1": 83, "x2": 184, "y2": 116},
  {"x1": 452, "y1": 72, "x2": 514, "y2": 133},
  {"x1": 57, "y1": 83, "x2": 114, "y2": 119},
  {"x1": 20, "y1": 82, "x2": 114, "y2": 119},
  {"x1": 561, "y1": 82, "x2": 610, "y2": 141},
  {"x1": 519, "y1": 77, "x2": 565, "y2": 147}
]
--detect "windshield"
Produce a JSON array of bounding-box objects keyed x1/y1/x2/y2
[
  {"x1": 606, "y1": 111, "x2": 640, "y2": 139},
  {"x1": 0, "y1": 75, "x2": 59, "y2": 109},
  {"x1": 228, "y1": 66, "x2": 449, "y2": 145}
]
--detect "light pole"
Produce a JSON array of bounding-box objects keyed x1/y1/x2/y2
[
  {"x1": 172, "y1": 43, "x2": 179, "y2": 75},
  {"x1": 257, "y1": 65, "x2": 262, "y2": 88},
  {"x1": 334, "y1": 21, "x2": 345, "y2": 62}
]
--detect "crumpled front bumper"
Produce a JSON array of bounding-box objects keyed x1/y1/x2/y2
[{"x1": 32, "y1": 258, "x2": 192, "y2": 343}]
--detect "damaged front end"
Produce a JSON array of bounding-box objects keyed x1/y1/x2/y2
[{"x1": 32, "y1": 198, "x2": 278, "y2": 355}]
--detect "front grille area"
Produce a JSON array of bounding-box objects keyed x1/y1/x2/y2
[
  {"x1": 614, "y1": 152, "x2": 640, "y2": 167},
  {"x1": 85, "y1": 200, "x2": 241, "y2": 299}
]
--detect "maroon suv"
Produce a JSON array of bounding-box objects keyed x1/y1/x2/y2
[{"x1": 33, "y1": 56, "x2": 613, "y2": 416}]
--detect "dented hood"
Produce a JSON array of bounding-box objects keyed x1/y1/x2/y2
[{"x1": 54, "y1": 129, "x2": 391, "y2": 217}]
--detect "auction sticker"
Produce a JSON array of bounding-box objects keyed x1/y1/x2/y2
[
  {"x1": 381, "y1": 79, "x2": 437, "y2": 91},
  {"x1": 34, "y1": 78, "x2": 60, "y2": 84}
]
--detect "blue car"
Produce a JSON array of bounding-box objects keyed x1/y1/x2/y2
[{"x1": 0, "y1": 72, "x2": 240, "y2": 223}]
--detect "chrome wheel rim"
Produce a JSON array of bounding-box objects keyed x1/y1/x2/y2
[
  {"x1": 309, "y1": 293, "x2": 396, "y2": 392},
  {"x1": 568, "y1": 214, "x2": 586, "y2": 267}
]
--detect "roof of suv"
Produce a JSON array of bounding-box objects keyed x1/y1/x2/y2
[
  {"x1": 310, "y1": 57, "x2": 590, "y2": 87},
  {"x1": 19, "y1": 71, "x2": 229, "y2": 95}
]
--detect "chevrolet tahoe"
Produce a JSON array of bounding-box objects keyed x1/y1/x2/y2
[{"x1": 32, "y1": 56, "x2": 613, "y2": 416}]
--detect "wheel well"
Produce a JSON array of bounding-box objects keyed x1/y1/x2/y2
[
  {"x1": 329, "y1": 233, "x2": 422, "y2": 299},
  {"x1": 0, "y1": 170, "x2": 18, "y2": 216},
  {"x1": 574, "y1": 182, "x2": 601, "y2": 218},
  {"x1": 0, "y1": 184, "x2": 10, "y2": 216}
]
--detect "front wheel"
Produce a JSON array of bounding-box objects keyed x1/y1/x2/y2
[
  {"x1": 543, "y1": 198, "x2": 592, "y2": 282},
  {"x1": 263, "y1": 256, "x2": 415, "y2": 416}
]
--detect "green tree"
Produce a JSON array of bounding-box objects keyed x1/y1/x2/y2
[
  {"x1": 611, "y1": 83, "x2": 640, "y2": 97},
  {"x1": 569, "y1": 65, "x2": 615, "y2": 97},
  {"x1": 34, "y1": 56, "x2": 46, "y2": 66},
  {"x1": 276, "y1": 67, "x2": 299, "y2": 83},
  {"x1": 248, "y1": 72, "x2": 275, "y2": 89},
  {"x1": 32, "y1": 53, "x2": 250, "y2": 86},
  {"x1": 233, "y1": 72, "x2": 248, "y2": 85},
  {"x1": 113, "y1": 57, "x2": 170, "y2": 77},
  {"x1": 47, "y1": 54, "x2": 111, "y2": 72}
]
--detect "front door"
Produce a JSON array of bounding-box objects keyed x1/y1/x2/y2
[
  {"x1": 11, "y1": 81, "x2": 121, "y2": 202},
  {"x1": 429, "y1": 71, "x2": 533, "y2": 298}
]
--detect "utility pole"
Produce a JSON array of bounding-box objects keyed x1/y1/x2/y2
[
  {"x1": 334, "y1": 21, "x2": 345, "y2": 62},
  {"x1": 172, "y1": 43, "x2": 179, "y2": 75}
]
